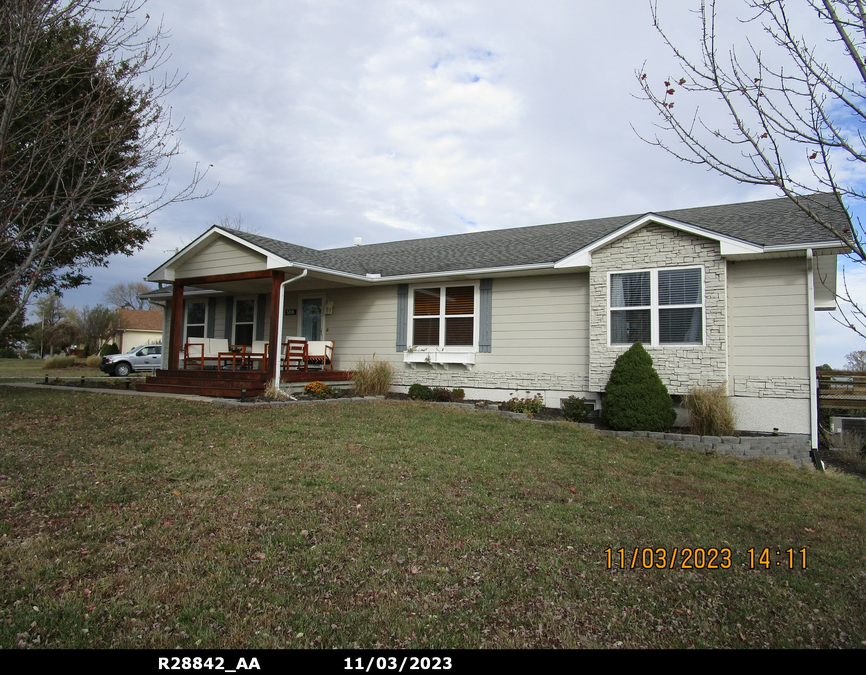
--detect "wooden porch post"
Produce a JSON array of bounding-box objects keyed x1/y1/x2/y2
[
  {"x1": 267, "y1": 271, "x2": 285, "y2": 381},
  {"x1": 169, "y1": 281, "x2": 184, "y2": 370}
]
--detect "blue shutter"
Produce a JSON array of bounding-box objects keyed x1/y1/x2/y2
[
  {"x1": 255, "y1": 294, "x2": 267, "y2": 341},
  {"x1": 206, "y1": 298, "x2": 216, "y2": 338},
  {"x1": 479, "y1": 279, "x2": 492, "y2": 353},
  {"x1": 224, "y1": 296, "x2": 234, "y2": 339},
  {"x1": 396, "y1": 284, "x2": 409, "y2": 351}
]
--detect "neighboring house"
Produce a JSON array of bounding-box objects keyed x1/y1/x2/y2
[
  {"x1": 144, "y1": 194, "x2": 847, "y2": 441},
  {"x1": 112, "y1": 308, "x2": 164, "y2": 354}
]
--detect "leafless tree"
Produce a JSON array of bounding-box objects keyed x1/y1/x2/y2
[
  {"x1": 65, "y1": 304, "x2": 119, "y2": 353},
  {"x1": 105, "y1": 281, "x2": 154, "y2": 310},
  {"x1": 0, "y1": 0, "x2": 213, "y2": 337},
  {"x1": 217, "y1": 213, "x2": 261, "y2": 235},
  {"x1": 636, "y1": 0, "x2": 866, "y2": 338},
  {"x1": 844, "y1": 349, "x2": 866, "y2": 371}
]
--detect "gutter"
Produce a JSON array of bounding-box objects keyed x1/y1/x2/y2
[
  {"x1": 806, "y1": 249, "x2": 822, "y2": 470},
  {"x1": 274, "y1": 269, "x2": 309, "y2": 393}
]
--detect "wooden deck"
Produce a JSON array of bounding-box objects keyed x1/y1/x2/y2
[
  {"x1": 818, "y1": 370, "x2": 866, "y2": 411},
  {"x1": 137, "y1": 369, "x2": 354, "y2": 398}
]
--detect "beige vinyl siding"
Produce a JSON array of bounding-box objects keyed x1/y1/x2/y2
[
  {"x1": 214, "y1": 299, "x2": 227, "y2": 339},
  {"x1": 479, "y1": 274, "x2": 588, "y2": 374},
  {"x1": 175, "y1": 239, "x2": 267, "y2": 278},
  {"x1": 728, "y1": 257, "x2": 809, "y2": 379},
  {"x1": 282, "y1": 286, "x2": 399, "y2": 371}
]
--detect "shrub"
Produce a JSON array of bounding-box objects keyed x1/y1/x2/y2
[
  {"x1": 408, "y1": 383, "x2": 434, "y2": 401},
  {"x1": 602, "y1": 343, "x2": 676, "y2": 432},
  {"x1": 451, "y1": 388, "x2": 465, "y2": 402},
  {"x1": 44, "y1": 355, "x2": 77, "y2": 369},
  {"x1": 684, "y1": 383, "x2": 736, "y2": 436},
  {"x1": 85, "y1": 355, "x2": 102, "y2": 368},
  {"x1": 304, "y1": 381, "x2": 335, "y2": 399},
  {"x1": 99, "y1": 342, "x2": 120, "y2": 357},
  {"x1": 433, "y1": 387, "x2": 453, "y2": 402},
  {"x1": 500, "y1": 392, "x2": 544, "y2": 417},
  {"x1": 352, "y1": 357, "x2": 394, "y2": 396},
  {"x1": 562, "y1": 395, "x2": 591, "y2": 423}
]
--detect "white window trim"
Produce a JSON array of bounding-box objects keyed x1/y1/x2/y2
[
  {"x1": 185, "y1": 300, "x2": 208, "y2": 340},
  {"x1": 406, "y1": 282, "x2": 480, "y2": 352},
  {"x1": 607, "y1": 266, "x2": 706, "y2": 347}
]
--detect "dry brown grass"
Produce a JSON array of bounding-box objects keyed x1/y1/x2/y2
[
  {"x1": 684, "y1": 383, "x2": 736, "y2": 436},
  {"x1": 352, "y1": 356, "x2": 394, "y2": 396}
]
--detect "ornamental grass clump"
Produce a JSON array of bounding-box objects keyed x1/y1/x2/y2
[
  {"x1": 685, "y1": 383, "x2": 736, "y2": 436},
  {"x1": 602, "y1": 342, "x2": 676, "y2": 432},
  {"x1": 43, "y1": 355, "x2": 78, "y2": 369},
  {"x1": 352, "y1": 357, "x2": 394, "y2": 396}
]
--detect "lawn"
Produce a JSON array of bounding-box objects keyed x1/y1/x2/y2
[
  {"x1": 1, "y1": 388, "x2": 865, "y2": 649},
  {"x1": 0, "y1": 357, "x2": 109, "y2": 381}
]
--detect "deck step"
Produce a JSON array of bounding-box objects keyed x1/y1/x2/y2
[{"x1": 137, "y1": 369, "x2": 354, "y2": 398}]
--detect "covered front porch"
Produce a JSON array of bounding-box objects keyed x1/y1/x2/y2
[{"x1": 144, "y1": 228, "x2": 370, "y2": 398}]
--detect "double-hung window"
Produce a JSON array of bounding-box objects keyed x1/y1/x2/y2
[
  {"x1": 409, "y1": 284, "x2": 477, "y2": 349},
  {"x1": 609, "y1": 267, "x2": 703, "y2": 346}
]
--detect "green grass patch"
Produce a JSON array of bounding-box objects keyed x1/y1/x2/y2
[
  {"x1": 1, "y1": 389, "x2": 865, "y2": 648},
  {"x1": 0, "y1": 357, "x2": 109, "y2": 381}
]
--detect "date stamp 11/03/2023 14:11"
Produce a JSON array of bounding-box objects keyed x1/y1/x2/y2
[{"x1": 605, "y1": 547, "x2": 808, "y2": 570}]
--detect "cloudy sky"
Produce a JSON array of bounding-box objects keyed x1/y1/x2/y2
[{"x1": 52, "y1": 0, "x2": 866, "y2": 366}]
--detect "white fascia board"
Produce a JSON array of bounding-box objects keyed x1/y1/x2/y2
[
  {"x1": 762, "y1": 241, "x2": 847, "y2": 254},
  {"x1": 554, "y1": 213, "x2": 762, "y2": 269},
  {"x1": 146, "y1": 227, "x2": 293, "y2": 282}
]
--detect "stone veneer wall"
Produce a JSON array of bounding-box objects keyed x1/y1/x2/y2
[
  {"x1": 589, "y1": 224, "x2": 728, "y2": 395},
  {"x1": 392, "y1": 369, "x2": 590, "y2": 398},
  {"x1": 733, "y1": 375, "x2": 810, "y2": 398}
]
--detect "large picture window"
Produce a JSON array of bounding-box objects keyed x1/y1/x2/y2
[
  {"x1": 609, "y1": 267, "x2": 703, "y2": 346},
  {"x1": 409, "y1": 285, "x2": 477, "y2": 348}
]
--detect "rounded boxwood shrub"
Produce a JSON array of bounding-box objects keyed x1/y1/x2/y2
[
  {"x1": 408, "y1": 383, "x2": 434, "y2": 401},
  {"x1": 602, "y1": 342, "x2": 676, "y2": 432}
]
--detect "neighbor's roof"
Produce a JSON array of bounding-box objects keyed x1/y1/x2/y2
[
  {"x1": 219, "y1": 194, "x2": 846, "y2": 278},
  {"x1": 117, "y1": 308, "x2": 163, "y2": 331}
]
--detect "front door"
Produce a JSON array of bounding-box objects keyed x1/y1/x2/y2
[{"x1": 301, "y1": 297, "x2": 323, "y2": 341}]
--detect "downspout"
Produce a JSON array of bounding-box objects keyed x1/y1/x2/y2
[
  {"x1": 274, "y1": 269, "x2": 308, "y2": 392},
  {"x1": 806, "y1": 249, "x2": 822, "y2": 470}
]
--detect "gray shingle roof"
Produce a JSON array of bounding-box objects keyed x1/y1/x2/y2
[{"x1": 222, "y1": 194, "x2": 846, "y2": 279}]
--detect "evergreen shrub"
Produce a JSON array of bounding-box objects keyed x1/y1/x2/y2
[
  {"x1": 601, "y1": 343, "x2": 676, "y2": 431},
  {"x1": 408, "y1": 383, "x2": 434, "y2": 401}
]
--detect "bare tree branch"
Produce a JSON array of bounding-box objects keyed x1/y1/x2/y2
[{"x1": 636, "y1": 0, "x2": 866, "y2": 332}]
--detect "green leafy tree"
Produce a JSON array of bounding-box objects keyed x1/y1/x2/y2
[
  {"x1": 602, "y1": 342, "x2": 677, "y2": 432},
  {"x1": 0, "y1": 287, "x2": 27, "y2": 356},
  {"x1": 0, "y1": 0, "x2": 210, "y2": 336}
]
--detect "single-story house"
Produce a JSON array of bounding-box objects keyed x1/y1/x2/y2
[
  {"x1": 143, "y1": 193, "x2": 847, "y2": 443},
  {"x1": 111, "y1": 308, "x2": 164, "y2": 354}
]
